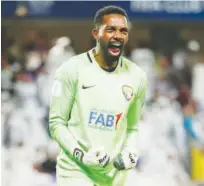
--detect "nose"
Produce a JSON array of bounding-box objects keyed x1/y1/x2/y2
[{"x1": 113, "y1": 31, "x2": 122, "y2": 39}]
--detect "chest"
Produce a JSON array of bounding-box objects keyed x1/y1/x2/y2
[{"x1": 77, "y1": 68, "x2": 139, "y2": 111}]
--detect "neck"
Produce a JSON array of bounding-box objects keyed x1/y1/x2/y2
[{"x1": 93, "y1": 46, "x2": 118, "y2": 70}]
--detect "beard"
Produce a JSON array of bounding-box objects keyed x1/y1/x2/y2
[{"x1": 98, "y1": 39, "x2": 124, "y2": 63}]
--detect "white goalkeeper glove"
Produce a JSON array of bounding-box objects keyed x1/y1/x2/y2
[
  {"x1": 113, "y1": 148, "x2": 138, "y2": 171},
  {"x1": 73, "y1": 146, "x2": 110, "y2": 167}
]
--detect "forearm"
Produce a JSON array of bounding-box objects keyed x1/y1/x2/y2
[
  {"x1": 123, "y1": 129, "x2": 138, "y2": 150},
  {"x1": 49, "y1": 120, "x2": 79, "y2": 157},
  {"x1": 113, "y1": 129, "x2": 139, "y2": 171},
  {"x1": 124, "y1": 97, "x2": 142, "y2": 152}
]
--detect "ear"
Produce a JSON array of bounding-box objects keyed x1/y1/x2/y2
[{"x1": 92, "y1": 28, "x2": 98, "y2": 40}]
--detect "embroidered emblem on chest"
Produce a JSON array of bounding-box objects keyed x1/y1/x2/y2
[{"x1": 122, "y1": 85, "x2": 133, "y2": 101}]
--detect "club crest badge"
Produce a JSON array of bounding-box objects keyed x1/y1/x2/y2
[{"x1": 122, "y1": 85, "x2": 133, "y2": 101}]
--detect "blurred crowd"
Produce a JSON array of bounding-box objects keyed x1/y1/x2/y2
[{"x1": 1, "y1": 29, "x2": 204, "y2": 186}]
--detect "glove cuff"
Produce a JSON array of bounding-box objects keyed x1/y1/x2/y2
[{"x1": 113, "y1": 154, "x2": 125, "y2": 170}]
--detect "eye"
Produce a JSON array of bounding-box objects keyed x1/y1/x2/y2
[
  {"x1": 121, "y1": 28, "x2": 129, "y2": 35},
  {"x1": 122, "y1": 31, "x2": 128, "y2": 35},
  {"x1": 105, "y1": 27, "x2": 115, "y2": 33}
]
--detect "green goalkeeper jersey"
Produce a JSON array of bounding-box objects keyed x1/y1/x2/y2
[{"x1": 49, "y1": 49, "x2": 147, "y2": 185}]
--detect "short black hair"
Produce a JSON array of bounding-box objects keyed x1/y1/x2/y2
[{"x1": 94, "y1": 6, "x2": 129, "y2": 27}]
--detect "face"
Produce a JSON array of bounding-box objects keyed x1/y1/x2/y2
[{"x1": 93, "y1": 14, "x2": 129, "y2": 61}]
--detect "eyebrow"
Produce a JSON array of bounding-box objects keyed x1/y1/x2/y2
[
  {"x1": 105, "y1": 26, "x2": 115, "y2": 29},
  {"x1": 105, "y1": 25, "x2": 129, "y2": 31},
  {"x1": 120, "y1": 27, "x2": 129, "y2": 32}
]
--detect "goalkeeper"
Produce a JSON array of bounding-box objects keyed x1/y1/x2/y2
[{"x1": 49, "y1": 5, "x2": 147, "y2": 186}]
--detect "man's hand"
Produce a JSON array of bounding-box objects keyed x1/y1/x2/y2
[
  {"x1": 113, "y1": 148, "x2": 138, "y2": 171},
  {"x1": 73, "y1": 146, "x2": 110, "y2": 167}
]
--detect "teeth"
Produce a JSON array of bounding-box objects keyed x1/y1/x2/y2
[
  {"x1": 111, "y1": 43, "x2": 121, "y2": 46},
  {"x1": 109, "y1": 43, "x2": 122, "y2": 48}
]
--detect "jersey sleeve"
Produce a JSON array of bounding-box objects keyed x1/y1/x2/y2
[
  {"x1": 123, "y1": 72, "x2": 147, "y2": 150},
  {"x1": 127, "y1": 72, "x2": 147, "y2": 130},
  {"x1": 49, "y1": 60, "x2": 80, "y2": 157}
]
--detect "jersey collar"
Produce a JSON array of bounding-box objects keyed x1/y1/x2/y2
[{"x1": 87, "y1": 48, "x2": 123, "y2": 73}]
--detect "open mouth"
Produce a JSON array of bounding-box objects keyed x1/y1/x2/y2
[{"x1": 108, "y1": 43, "x2": 122, "y2": 56}]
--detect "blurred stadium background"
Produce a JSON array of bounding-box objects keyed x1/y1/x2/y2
[{"x1": 1, "y1": 1, "x2": 204, "y2": 186}]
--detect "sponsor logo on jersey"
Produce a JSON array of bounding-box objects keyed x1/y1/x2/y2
[
  {"x1": 88, "y1": 110, "x2": 122, "y2": 130},
  {"x1": 122, "y1": 85, "x2": 133, "y2": 101}
]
